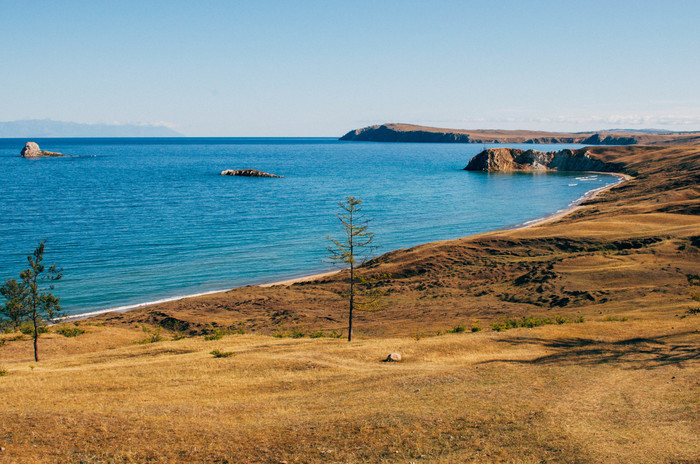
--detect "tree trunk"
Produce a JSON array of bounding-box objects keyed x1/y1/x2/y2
[
  {"x1": 33, "y1": 316, "x2": 39, "y2": 362},
  {"x1": 348, "y1": 262, "x2": 354, "y2": 342}
]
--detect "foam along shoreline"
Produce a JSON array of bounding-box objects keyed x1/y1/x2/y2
[
  {"x1": 58, "y1": 270, "x2": 343, "y2": 323},
  {"x1": 512, "y1": 172, "x2": 630, "y2": 230},
  {"x1": 59, "y1": 173, "x2": 629, "y2": 323}
]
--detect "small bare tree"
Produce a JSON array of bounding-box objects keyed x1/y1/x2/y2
[
  {"x1": 18, "y1": 241, "x2": 62, "y2": 362},
  {"x1": 327, "y1": 196, "x2": 377, "y2": 342}
]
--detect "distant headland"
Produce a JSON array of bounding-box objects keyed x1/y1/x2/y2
[{"x1": 340, "y1": 123, "x2": 700, "y2": 145}]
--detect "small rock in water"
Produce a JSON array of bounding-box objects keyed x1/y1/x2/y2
[
  {"x1": 384, "y1": 353, "x2": 402, "y2": 362},
  {"x1": 220, "y1": 169, "x2": 283, "y2": 178},
  {"x1": 20, "y1": 141, "x2": 64, "y2": 158}
]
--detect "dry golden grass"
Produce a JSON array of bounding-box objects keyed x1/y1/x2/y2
[
  {"x1": 1, "y1": 318, "x2": 698, "y2": 463},
  {"x1": 1, "y1": 144, "x2": 699, "y2": 462}
]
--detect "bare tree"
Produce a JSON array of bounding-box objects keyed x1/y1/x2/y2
[
  {"x1": 327, "y1": 197, "x2": 376, "y2": 342},
  {"x1": 18, "y1": 241, "x2": 62, "y2": 362}
]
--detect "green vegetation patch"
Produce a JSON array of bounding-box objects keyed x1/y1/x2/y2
[
  {"x1": 210, "y1": 349, "x2": 235, "y2": 358},
  {"x1": 491, "y1": 315, "x2": 584, "y2": 332},
  {"x1": 138, "y1": 326, "x2": 163, "y2": 344},
  {"x1": 55, "y1": 325, "x2": 86, "y2": 337}
]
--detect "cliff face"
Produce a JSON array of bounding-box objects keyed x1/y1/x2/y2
[
  {"x1": 464, "y1": 147, "x2": 623, "y2": 173},
  {"x1": 340, "y1": 123, "x2": 700, "y2": 145}
]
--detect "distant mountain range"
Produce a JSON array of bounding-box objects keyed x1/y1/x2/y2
[{"x1": 0, "y1": 119, "x2": 182, "y2": 137}]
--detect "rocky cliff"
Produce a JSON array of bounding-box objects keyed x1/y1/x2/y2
[
  {"x1": 464, "y1": 147, "x2": 624, "y2": 173},
  {"x1": 340, "y1": 123, "x2": 700, "y2": 145},
  {"x1": 20, "y1": 142, "x2": 64, "y2": 158}
]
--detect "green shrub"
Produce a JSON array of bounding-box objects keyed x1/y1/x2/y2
[
  {"x1": 172, "y1": 332, "x2": 187, "y2": 341},
  {"x1": 210, "y1": 349, "x2": 235, "y2": 358},
  {"x1": 687, "y1": 307, "x2": 700, "y2": 315},
  {"x1": 20, "y1": 323, "x2": 49, "y2": 335},
  {"x1": 138, "y1": 326, "x2": 163, "y2": 344},
  {"x1": 329, "y1": 330, "x2": 344, "y2": 339},
  {"x1": 0, "y1": 338, "x2": 5, "y2": 346},
  {"x1": 490, "y1": 321, "x2": 507, "y2": 332},
  {"x1": 413, "y1": 330, "x2": 426, "y2": 341},
  {"x1": 490, "y1": 314, "x2": 584, "y2": 332},
  {"x1": 0, "y1": 367, "x2": 7, "y2": 376},
  {"x1": 449, "y1": 323, "x2": 466, "y2": 333},
  {"x1": 290, "y1": 329, "x2": 305, "y2": 339},
  {"x1": 55, "y1": 326, "x2": 86, "y2": 337},
  {"x1": 602, "y1": 316, "x2": 628, "y2": 322},
  {"x1": 471, "y1": 320, "x2": 482, "y2": 332},
  {"x1": 309, "y1": 331, "x2": 326, "y2": 338},
  {"x1": 204, "y1": 330, "x2": 225, "y2": 341}
]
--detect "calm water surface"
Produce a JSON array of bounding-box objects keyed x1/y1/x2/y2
[{"x1": 0, "y1": 138, "x2": 618, "y2": 316}]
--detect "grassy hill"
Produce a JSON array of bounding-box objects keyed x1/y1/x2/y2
[{"x1": 0, "y1": 144, "x2": 698, "y2": 463}]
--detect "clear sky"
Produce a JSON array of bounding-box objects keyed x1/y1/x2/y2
[{"x1": 1, "y1": 0, "x2": 699, "y2": 136}]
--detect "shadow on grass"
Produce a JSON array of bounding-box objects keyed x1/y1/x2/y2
[{"x1": 482, "y1": 331, "x2": 700, "y2": 369}]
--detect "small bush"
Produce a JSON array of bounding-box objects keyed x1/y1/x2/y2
[
  {"x1": 471, "y1": 320, "x2": 482, "y2": 332},
  {"x1": 210, "y1": 349, "x2": 235, "y2": 358},
  {"x1": 204, "y1": 330, "x2": 225, "y2": 341},
  {"x1": 449, "y1": 323, "x2": 466, "y2": 333},
  {"x1": 172, "y1": 332, "x2": 187, "y2": 341},
  {"x1": 309, "y1": 331, "x2": 325, "y2": 338},
  {"x1": 686, "y1": 307, "x2": 700, "y2": 316},
  {"x1": 490, "y1": 314, "x2": 584, "y2": 332},
  {"x1": 20, "y1": 324, "x2": 49, "y2": 335},
  {"x1": 0, "y1": 338, "x2": 5, "y2": 346},
  {"x1": 602, "y1": 316, "x2": 628, "y2": 322},
  {"x1": 273, "y1": 330, "x2": 287, "y2": 338},
  {"x1": 0, "y1": 367, "x2": 7, "y2": 376},
  {"x1": 138, "y1": 326, "x2": 163, "y2": 344},
  {"x1": 329, "y1": 330, "x2": 344, "y2": 339},
  {"x1": 413, "y1": 330, "x2": 426, "y2": 341},
  {"x1": 290, "y1": 329, "x2": 305, "y2": 339},
  {"x1": 55, "y1": 326, "x2": 86, "y2": 337}
]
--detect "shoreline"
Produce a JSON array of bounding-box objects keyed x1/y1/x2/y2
[
  {"x1": 512, "y1": 172, "x2": 630, "y2": 230},
  {"x1": 60, "y1": 172, "x2": 629, "y2": 323}
]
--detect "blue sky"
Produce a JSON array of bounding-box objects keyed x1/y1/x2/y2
[{"x1": 1, "y1": 0, "x2": 698, "y2": 136}]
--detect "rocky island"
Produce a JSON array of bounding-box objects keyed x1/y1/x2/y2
[
  {"x1": 340, "y1": 123, "x2": 700, "y2": 145},
  {"x1": 220, "y1": 169, "x2": 283, "y2": 178},
  {"x1": 20, "y1": 141, "x2": 65, "y2": 158}
]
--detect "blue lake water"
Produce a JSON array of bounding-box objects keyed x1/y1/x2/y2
[{"x1": 0, "y1": 138, "x2": 618, "y2": 316}]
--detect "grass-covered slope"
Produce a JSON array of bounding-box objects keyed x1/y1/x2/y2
[{"x1": 0, "y1": 144, "x2": 698, "y2": 463}]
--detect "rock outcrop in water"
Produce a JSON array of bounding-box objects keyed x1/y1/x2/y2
[
  {"x1": 20, "y1": 142, "x2": 65, "y2": 158},
  {"x1": 221, "y1": 169, "x2": 283, "y2": 178},
  {"x1": 464, "y1": 147, "x2": 623, "y2": 172}
]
